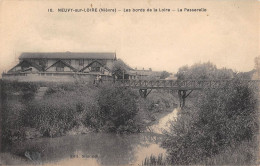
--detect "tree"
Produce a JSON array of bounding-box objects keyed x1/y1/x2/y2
[
  {"x1": 175, "y1": 62, "x2": 234, "y2": 80},
  {"x1": 96, "y1": 85, "x2": 139, "y2": 133},
  {"x1": 161, "y1": 79, "x2": 258, "y2": 164},
  {"x1": 111, "y1": 59, "x2": 132, "y2": 79},
  {"x1": 159, "y1": 71, "x2": 171, "y2": 79}
]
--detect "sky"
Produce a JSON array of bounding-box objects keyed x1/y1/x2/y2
[{"x1": 0, "y1": 0, "x2": 258, "y2": 75}]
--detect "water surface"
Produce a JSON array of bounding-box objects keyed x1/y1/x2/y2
[{"x1": 6, "y1": 109, "x2": 179, "y2": 166}]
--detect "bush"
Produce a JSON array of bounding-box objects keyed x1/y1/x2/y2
[
  {"x1": 21, "y1": 86, "x2": 99, "y2": 137},
  {"x1": 19, "y1": 83, "x2": 142, "y2": 136},
  {"x1": 160, "y1": 71, "x2": 171, "y2": 79},
  {"x1": 1, "y1": 80, "x2": 39, "y2": 100},
  {"x1": 1, "y1": 81, "x2": 39, "y2": 148},
  {"x1": 96, "y1": 85, "x2": 140, "y2": 133},
  {"x1": 161, "y1": 79, "x2": 259, "y2": 165}
]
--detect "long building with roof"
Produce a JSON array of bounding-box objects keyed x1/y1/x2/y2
[
  {"x1": 2, "y1": 52, "x2": 117, "y2": 82},
  {"x1": 2, "y1": 52, "x2": 166, "y2": 82}
]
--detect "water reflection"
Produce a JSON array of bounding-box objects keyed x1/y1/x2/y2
[
  {"x1": 151, "y1": 108, "x2": 179, "y2": 134},
  {"x1": 6, "y1": 109, "x2": 178, "y2": 165},
  {"x1": 8, "y1": 132, "x2": 165, "y2": 165}
]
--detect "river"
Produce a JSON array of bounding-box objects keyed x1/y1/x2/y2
[{"x1": 3, "y1": 109, "x2": 179, "y2": 166}]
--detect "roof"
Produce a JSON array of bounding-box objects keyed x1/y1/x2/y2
[
  {"x1": 8, "y1": 60, "x2": 43, "y2": 72},
  {"x1": 117, "y1": 59, "x2": 134, "y2": 70},
  {"x1": 80, "y1": 60, "x2": 111, "y2": 72},
  {"x1": 45, "y1": 59, "x2": 77, "y2": 72},
  {"x1": 128, "y1": 69, "x2": 162, "y2": 76},
  {"x1": 19, "y1": 52, "x2": 116, "y2": 60}
]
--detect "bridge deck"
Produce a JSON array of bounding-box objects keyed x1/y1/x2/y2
[{"x1": 108, "y1": 79, "x2": 260, "y2": 90}]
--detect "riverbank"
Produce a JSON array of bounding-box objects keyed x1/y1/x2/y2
[
  {"x1": 0, "y1": 128, "x2": 169, "y2": 165},
  {"x1": 1, "y1": 81, "x2": 179, "y2": 147},
  {"x1": 0, "y1": 105, "x2": 179, "y2": 165},
  {"x1": 0, "y1": 80, "x2": 181, "y2": 165}
]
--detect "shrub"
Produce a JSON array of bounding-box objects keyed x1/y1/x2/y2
[
  {"x1": 161, "y1": 79, "x2": 259, "y2": 165},
  {"x1": 1, "y1": 81, "x2": 39, "y2": 148},
  {"x1": 21, "y1": 86, "x2": 99, "y2": 137},
  {"x1": 160, "y1": 71, "x2": 171, "y2": 79},
  {"x1": 96, "y1": 85, "x2": 140, "y2": 133},
  {"x1": 1, "y1": 81, "x2": 39, "y2": 100}
]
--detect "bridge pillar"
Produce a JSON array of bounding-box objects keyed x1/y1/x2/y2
[
  {"x1": 178, "y1": 90, "x2": 186, "y2": 108},
  {"x1": 139, "y1": 89, "x2": 152, "y2": 98},
  {"x1": 178, "y1": 90, "x2": 193, "y2": 109}
]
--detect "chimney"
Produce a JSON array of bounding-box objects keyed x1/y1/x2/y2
[{"x1": 114, "y1": 52, "x2": 117, "y2": 61}]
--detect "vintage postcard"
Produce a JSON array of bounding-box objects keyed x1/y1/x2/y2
[{"x1": 0, "y1": 0, "x2": 259, "y2": 165}]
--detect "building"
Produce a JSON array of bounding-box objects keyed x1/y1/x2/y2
[
  {"x1": 2, "y1": 52, "x2": 116, "y2": 82},
  {"x1": 128, "y1": 68, "x2": 162, "y2": 80}
]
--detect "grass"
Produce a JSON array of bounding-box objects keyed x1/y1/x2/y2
[
  {"x1": 142, "y1": 154, "x2": 167, "y2": 166},
  {"x1": 202, "y1": 140, "x2": 258, "y2": 165}
]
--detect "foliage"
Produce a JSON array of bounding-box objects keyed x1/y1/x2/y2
[
  {"x1": 21, "y1": 87, "x2": 99, "y2": 137},
  {"x1": 161, "y1": 78, "x2": 258, "y2": 165},
  {"x1": 139, "y1": 91, "x2": 175, "y2": 113},
  {"x1": 159, "y1": 71, "x2": 171, "y2": 79},
  {"x1": 175, "y1": 62, "x2": 234, "y2": 80},
  {"x1": 1, "y1": 80, "x2": 176, "y2": 151},
  {"x1": 1, "y1": 100, "x2": 26, "y2": 147},
  {"x1": 1, "y1": 81, "x2": 144, "y2": 145},
  {"x1": 111, "y1": 59, "x2": 133, "y2": 79},
  {"x1": 1, "y1": 80, "x2": 39, "y2": 100},
  {"x1": 44, "y1": 82, "x2": 84, "y2": 95},
  {"x1": 142, "y1": 154, "x2": 166, "y2": 166},
  {"x1": 203, "y1": 140, "x2": 257, "y2": 165},
  {"x1": 96, "y1": 85, "x2": 140, "y2": 133},
  {"x1": 235, "y1": 70, "x2": 255, "y2": 79},
  {"x1": 1, "y1": 80, "x2": 40, "y2": 148}
]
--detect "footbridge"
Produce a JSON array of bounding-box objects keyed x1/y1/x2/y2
[{"x1": 109, "y1": 79, "x2": 260, "y2": 108}]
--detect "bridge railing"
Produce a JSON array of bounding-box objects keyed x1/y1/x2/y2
[{"x1": 110, "y1": 79, "x2": 260, "y2": 90}]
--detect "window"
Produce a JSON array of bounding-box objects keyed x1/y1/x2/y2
[
  {"x1": 56, "y1": 62, "x2": 65, "y2": 72},
  {"x1": 91, "y1": 67, "x2": 100, "y2": 72},
  {"x1": 79, "y1": 59, "x2": 84, "y2": 66},
  {"x1": 56, "y1": 66, "x2": 64, "y2": 72},
  {"x1": 21, "y1": 61, "x2": 30, "y2": 71},
  {"x1": 39, "y1": 59, "x2": 48, "y2": 68},
  {"x1": 90, "y1": 62, "x2": 102, "y2": 72}
]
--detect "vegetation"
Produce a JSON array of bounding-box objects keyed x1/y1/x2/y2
[
  {"x1": 1, "y1": 81, "x2": 40, "y2": 146},
  {"x1": 175, "y1": 62, "x2": 234, "y2": 80},
  {"x1": 21, "y1": 86, "x2": 98, "y2": 137},
  {"x1": 12, "y1": 83, "x2": 142, "y2": 137},
  {"x1": 95, "y1": 85, "x2": 140, "y2": 133},
  {"x1": 1, "y1": 80, "x2": 175, "y2": 150},
  {"x1": 138, "y1": 62, "x2": 259, "y2": 165},
  {"x1": 3, "y1": 61, "x2": 257, "y2": 165},
  {"x1": 161, "y1": 80, "x2": 258, "y2": 165},
  {"x1": 142, "y1": 154, "x2": 166, "y2": 166},
  {"x1": 1, "y1": 80, "x2": 39, "y2": 100},
  {"x1": 159, "y1": 71, "x2": 171, "y2": 79},
  {"x1": 111, "y1": 59, "x2": 133, "y2": 79}
]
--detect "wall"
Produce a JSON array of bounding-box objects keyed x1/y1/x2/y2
[
  {"x1": 106, "y1": 60, "x2": 114, "y2": 70},
  {"x1": 2, "y1": 73, "x2": 113, "y2": 83}
]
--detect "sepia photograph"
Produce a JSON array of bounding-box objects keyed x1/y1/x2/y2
[{"x1": 0, "y1": 0, "x2": 259, "y2": 165}]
